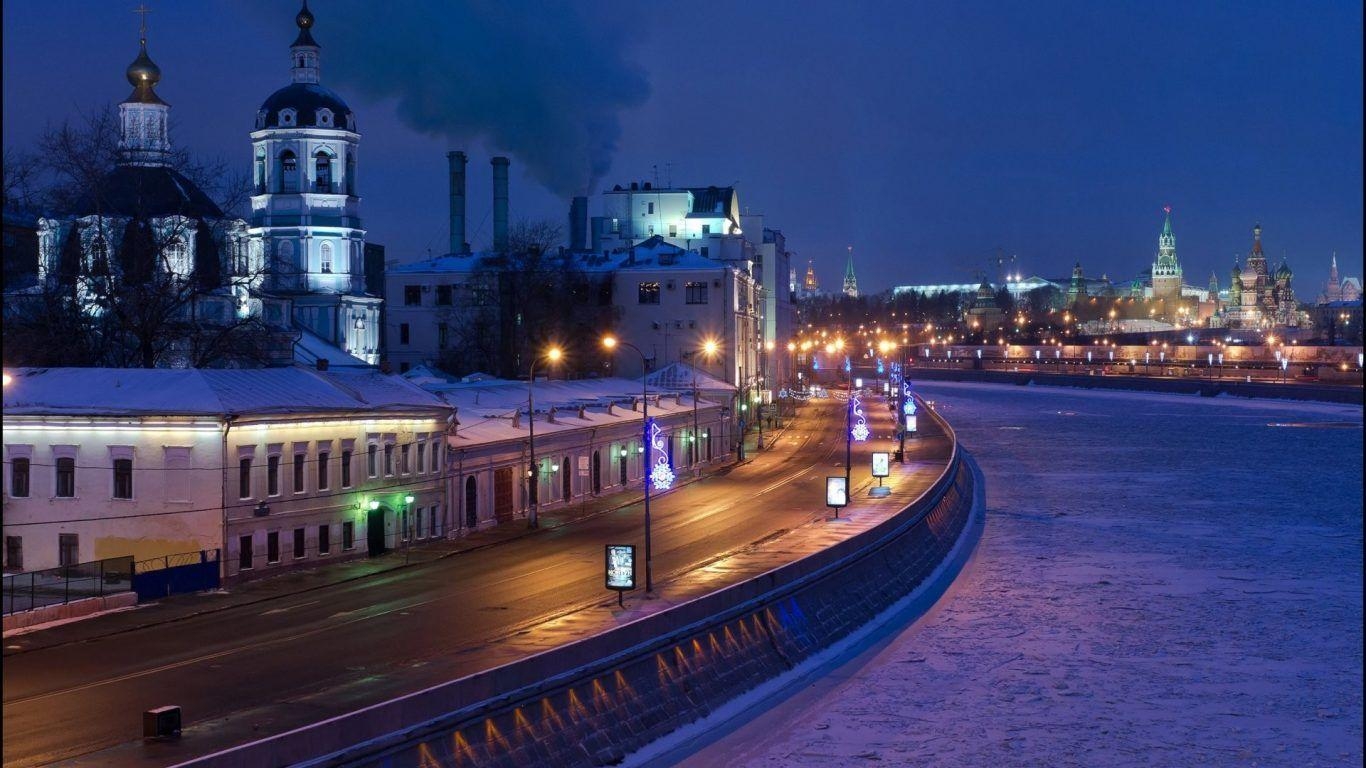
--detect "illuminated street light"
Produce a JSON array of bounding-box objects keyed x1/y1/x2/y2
[
  {"x1": 601, "y1": 335, "x2": 656, "y2": 593},
  {"x1": 526, "y1": 346, "x2": 563, "y2": 530}
]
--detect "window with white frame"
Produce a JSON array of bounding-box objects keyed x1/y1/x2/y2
[
  {"x1": 6, "y1": 445, "x2": 32, "y2": 499},
  {"x1": 109, "y1": 446, "x2": 135, "y2": 500},
  {"x1": 53, "y1": 446, "x2": 77, "y2": 498},
  {"x1": 320, "y1": 241, "x2": 333, "y2": 273}
]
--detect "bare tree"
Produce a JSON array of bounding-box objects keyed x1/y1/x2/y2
[
  {"x1": 470, "y1": 219, "x2": 616, "y2": 379},
  {"x1": 4, "y1": 106, "x2": 281, "y2": 368}
]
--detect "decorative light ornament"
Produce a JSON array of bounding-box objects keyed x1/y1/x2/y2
[
  {"x1": 850, "y1": 393, "x2": 869, "y2": 442},
  {"x1": 647, "y1": 419, "x2": 674, "y2": 490}
]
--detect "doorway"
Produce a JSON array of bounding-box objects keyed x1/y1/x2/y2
[
  {"x1": 465, "y1": 476, "x2": 478, "y2": 528},
  {"x1": 561, "y1": 458, "x2": 571, "y2": 500},
  {"x1": 366, "y1": 506, "x2": 387, "y2": 556},
  {"x1": 619, "y1": 449, "x2": 628, "y2": 485},
  {"x1": 592, "y1": 451, "x2": 602, "y2": 494},
  {"x1": 494, "y1": 467, "x2": 514, "y2": 522}
]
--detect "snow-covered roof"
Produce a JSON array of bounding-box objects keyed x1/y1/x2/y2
[
  {"x1": 3, "y1": 367, "x2": 450, "y2": 418},
  {"x1": 293, "y1": 328, "x2": 372, "y2": 369},
  {"x1": 386, "y1": 252, "x2": 491, "y2": 275},
  {"x1": 418, "y1": 376, "x2": 720, "y2": 447},
  {"x1": 645, "y1": 362, "x2": 737, "y2": 393},
  {"x1": 400, "y1": 364, "x2": 454, "y2": 386}
]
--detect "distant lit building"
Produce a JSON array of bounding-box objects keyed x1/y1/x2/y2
[
  {"x1": 1225, "y1": 224, "x2": 1299, "y2": 328},
  {"x1": 799, "y1": 259, "x2": 820, "y2": 298},
  {"x1": 965, "y1": 280, "x2": 1004, "y2": 332},
  {"x1": 248, "y1": 3, "x2": 381, "y2": 363},
  {"x1": 1150, "y1": 207, "x2": 1183, "y2": 302},
  {"x1": 842, "y1": 248, "x2": 859, "y2": 298},
  {"x1": 1317, "y1": 254, "x2": 1362, "y2": 304}
]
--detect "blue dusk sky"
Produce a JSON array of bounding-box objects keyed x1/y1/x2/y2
[{"x1": 3, "y1": 1, "x2": 1361, "y2": 293}]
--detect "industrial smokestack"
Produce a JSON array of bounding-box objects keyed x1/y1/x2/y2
[
  {"x1": 492, "y1": 156, "x2": 510, "y2": 253},
  {"x1": 447, "y1": 151, "x2": 468, "y2": 254},
  {"x1": 569, "y1": 195, "x2": 588, "y2": 251}
]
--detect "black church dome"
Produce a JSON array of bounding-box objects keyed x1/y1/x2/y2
[{"x1": 257, "y1": 84, "x2": 355, "y2": 131}]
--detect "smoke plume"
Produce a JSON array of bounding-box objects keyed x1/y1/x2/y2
[{"x1": 303, "y1": 1, "x2": 649, "y2": 196}]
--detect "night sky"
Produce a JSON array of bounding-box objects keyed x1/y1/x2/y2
[{"x1": 3, "y1": 1, "x2": 1361, "y2": 293}]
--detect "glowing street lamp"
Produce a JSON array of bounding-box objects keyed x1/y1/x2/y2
[
  {"x1": 526, "y1": 346, "x2": 563, "y2": 530},
  {"x1": 601, "y1": 335, "x2": 656, "y2": 593}
]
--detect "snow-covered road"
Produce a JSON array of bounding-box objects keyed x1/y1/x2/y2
[{"x1": 689, "y1": 383, "x2": 1363, "y2": 767}]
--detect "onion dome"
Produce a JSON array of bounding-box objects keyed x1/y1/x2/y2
[
  {"x1": 293, "y1": 0, "x2": 318, "y2": 47},
  {"x1": 1275, "y1": 261, "x2": 1292, "y2": 279},
  {"x1": 124, "y1": 42, "x2": 166, "y2": 105}
]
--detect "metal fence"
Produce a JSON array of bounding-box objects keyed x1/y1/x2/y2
[
  {"x1": 132, "y1": 549, "x2": 220, "y2": 601},
  {"x1": 2, "y1": 555, "x2": 135, "y2": 616}
]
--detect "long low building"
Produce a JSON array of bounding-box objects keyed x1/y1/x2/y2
[
  {"x1": 414, "y1": 370, "x2": 731, "y2": 531},
  {"x1": 3, "y1": 366, "x2": 452, "y2": 578},
  {"x1": 3, "y1": 366, "x2": 732, "y2": 581}
]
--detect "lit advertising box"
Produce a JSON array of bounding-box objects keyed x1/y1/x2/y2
[
  {"x1": 825, "y1": 476, "x2": 848, "y2": 508},
  {"x1": 906, "y1": 414, "x2": 917, "y2": 433},
  {"x1": 605, "y1": 545, "x2": 635, "y2": 591},
  {"x1": 871, "y1": 452, "x2": 890, "y2": 478}
]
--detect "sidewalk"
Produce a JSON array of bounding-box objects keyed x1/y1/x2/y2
[{"x1": 2, "y1": 410, "x2": 804, "y2": 655}]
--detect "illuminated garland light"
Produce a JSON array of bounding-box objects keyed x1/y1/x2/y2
[
  {"x1": 647, "y1": 419, "x2": 674, "y2": 490},
  {"x1": 850, "y1": 393, "x2": 870, "y2": 442}
]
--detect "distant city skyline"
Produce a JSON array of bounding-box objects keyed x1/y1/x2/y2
[{"x1": 2, "y1": 1, "x2": 1361, "y2": 292}]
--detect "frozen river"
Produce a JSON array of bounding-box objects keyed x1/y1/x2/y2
[{"x1": 684, "y1": 382, "x2": 1363, "y2": 767}]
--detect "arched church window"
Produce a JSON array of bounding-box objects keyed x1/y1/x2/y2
[
  {"x1": 314, "y1": 151, "x2": 333, "y2": 193},
  {"x1": 254, "y1": 148, "x2": 266, "y2": 194},
  {"x1": 320, "y1": 241, "x2": 333, "y2": 273},
  {"x1": 280, "y1": 151, "x2": 298, "y2": 193},
  {"x1": 345, "y1": 151, "x2": 356, "y2": 195},
  {"x1": 164, "y1": 237, "x2": 188, "y2": 278}
]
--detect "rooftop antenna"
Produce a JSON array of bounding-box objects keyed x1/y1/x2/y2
[
  {"x1": 665, "y1": 162, "x2": 673, "y2": 188},
  {"x1": 652, "y1": 164, "x2": 659, "y2": 188}
]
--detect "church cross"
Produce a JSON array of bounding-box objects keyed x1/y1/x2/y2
[{"x1": 133, "y1": 4, "x2": 152, "y2": 42}]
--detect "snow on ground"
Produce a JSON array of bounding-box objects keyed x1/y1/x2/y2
[{"x1": 691, "y1": 382, "x2": 1363, "y2": 767}]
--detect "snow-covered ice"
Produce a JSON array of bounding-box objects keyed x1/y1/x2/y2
[{"x1": 688, "y1": 382, "x2": 1363, "y2": 767}]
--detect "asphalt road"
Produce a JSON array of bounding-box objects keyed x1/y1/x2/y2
[{"x1": 1, "y1": 397, "x2": 951, "y2": 768}]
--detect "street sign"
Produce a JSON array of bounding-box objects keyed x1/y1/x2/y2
[
  {"x1": 606, "y1": 544, "x2": 635, "y2": 592},
  {"x1": 825, "y1": 476, "x2": 848, "y2": 508},
  {"x1": 871, "y1": 452, "x2": 890, "y2": 478}
]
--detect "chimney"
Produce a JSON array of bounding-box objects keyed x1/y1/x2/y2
[
  {"x1": 447, "y1": 151, "x2": 468, "y2": 254},
  {"x1": 569, "y1": 195, "x2": 588, "y2": 251},
  {"x1": 492, "y1": 156, "x2": 510, "y2": 252}
]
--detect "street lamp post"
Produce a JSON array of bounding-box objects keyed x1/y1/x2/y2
[
  {"x1": 898, "y1": 343, "x2": 909, "y2": 463},
  {"x1": 687, "y1": 339, "x2": 720, "y2": 475},
  {"x1": 526, "y1": 347, "x2": 563, "y2": 530},
  {"x1": 402, "y1": 493, "x2": 415, "y2": 564},
  {"x1": 602, "y1": 336, "x2": 654, "y2": 593}
]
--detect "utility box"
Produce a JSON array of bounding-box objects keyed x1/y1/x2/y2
[{"x1": 143, "y1": 706, "x2": 182, "y2": 740}]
